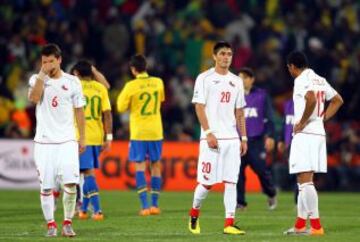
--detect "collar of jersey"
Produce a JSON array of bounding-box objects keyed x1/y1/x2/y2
[{"x1": 136, "y1": 72, "x2": 149, "y2": 79}]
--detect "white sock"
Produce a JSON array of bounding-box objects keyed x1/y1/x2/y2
[
  {"x1": 297, "y1": 183, "x2": 307, "y2": 219},
  {"x1": 302, "y1": 182, "x2": 319, "y2": 219},
  {"x1": 63, "y1": 186, "x2": 77, "y2": 221},
  {"x1": 192, "y1": 184, "x2": 210, "y2": 209},
  {"x1": 300, "y1": 182, "x2": 319, "y2": 219},
  {"x1": 79, "y1": 174, "x2": 84, "y2": 203},
  {"x1": 224, "y1": 183, "x2": 236, "y2": 219},
  {"x1": 40, "y1": 189, "x2": 54, "y2": 222}
]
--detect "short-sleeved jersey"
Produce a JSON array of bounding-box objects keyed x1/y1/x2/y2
[
  {"x1": 293, "y1": 68, "x2": 337, "y2": 135},
  {"x1": 29, "y1": 71, "x2": 85, "y2": 143},
  {"x1": 192, "y1": 68, "x2": 246, "y2": 139},
  {"x1": 78, "y1": 80, "x2": 111, "y2": 145},
  {"x1": 117, "y1": 72, "x2": 164, "y2": 140}
]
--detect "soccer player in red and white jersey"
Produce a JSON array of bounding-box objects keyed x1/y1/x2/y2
[
  {"x1": 28, "y1": 44, "x2": 86, "y2": 237},
  {"x1": 284, "y1": 51, "x2": 343, "y2": 236},
  {"x1": 188, "y1": 41, "x2": 248, "y2": 235}
]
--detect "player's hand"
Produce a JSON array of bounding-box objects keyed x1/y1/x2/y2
[
  {"x1": 78, "y1": 139, "x2": 86, "y2": 154},
  {"x1": 265, "y1": 137, "x2": 275, "y2": 152},
  {"x1": 101, "y1": 140, "x2": 111, "y2": 152},
  {"x1": 206, "y1": 133, "x2": 218, "y2": 150},
  {"x1": 240, "y1": 141, "x2": 248, "y2": 156},
  {"x1": 41, "y1": 63, "x2": 55, "y2": 75},
  {"x1": 293, "y1": 122, "x2": 306, "y2": 134},
  {"x1": 277, "y1": 141, "x2": 285, "y2": 154}
]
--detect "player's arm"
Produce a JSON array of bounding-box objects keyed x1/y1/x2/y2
[
  {"x1": 102, "y1": 111, "x2": 113, "y2": 151},
  {"x1": 294, "y1": 90, "x2": 316, "y2": 133},
  {"x1": 324, "y1": 94, "x2": 343, "y2": 122},
  {"x1": 75, "y1": 107, "x2": 86, "y2": 153},
  {"x1": 235, "y1": 107, "x2": 248, "y2": 156},
  {"x1": 28, "y1": 64, "x2": 53, "y2": 103},
  {"x1": 264, "y1": 93, "x2": 275, "y2": 152},
  {"x1": 194, "y1": 103, "x2": 218, "y2": 149},
  {"x1": 92, "y1": 66, "x2": 110, "y2": 89},
  {"x1": 117, "y1": 84, "x2": 131, "y2": 113}
]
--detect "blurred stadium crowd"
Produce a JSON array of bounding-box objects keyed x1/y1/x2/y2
[{"x1": 0, "y1": 0, "x2": 359, "y2": 190}]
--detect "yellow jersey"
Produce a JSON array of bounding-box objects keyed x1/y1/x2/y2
[
  {"x1": 79, "y1": 80, "x2": 111, "y2": 145},
  {"x1": 117, "y1": 72, "x2": 164, "y2": 140}
]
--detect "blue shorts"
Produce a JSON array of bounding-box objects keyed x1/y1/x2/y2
[
  {"x1": 129, "y1": 140, "x2": 162, "y2": 163},
  {"x1": 79, "y1": 145, "x2": 101, "y2": 171}
]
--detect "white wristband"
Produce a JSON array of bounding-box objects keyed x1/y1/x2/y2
[
  {"x1": 241, "y1": 136, "x2": 248, "y2": 142},
  {"x1": 204, "y1": 129, "x2": 212, "y2": 135},
  {"x1": 38, "y1": 71, "x2": 46, "y2": 81},
  {"x1": 106, "y1": 134, "x2": 113, "y2": 141}
]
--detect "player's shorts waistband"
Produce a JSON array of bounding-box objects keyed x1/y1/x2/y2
[
  {"x1": 34, "y1": 139, "x2": 77, "y2": 145},
  {"x1": 200, "y1": 137, "x2": 240, "y2": 141}
]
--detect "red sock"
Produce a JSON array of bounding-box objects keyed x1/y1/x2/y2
[
  {"x1": 189, "y1": 208, "x2": 200, "y2": 217},
  {"x1": 224, "y1": 218, "x2": 234, "y2": 227},
  {"x1": 47, "y1": 221, "x2": 57, "y2": 228},
  {"x1": 63, "y1": 220, "x2": 72, "y2": 226},
  {"x1": 295, "y1": 217, "x2": 306, "y2": 229},
  {"x1": 310, "y1": 218, "x2": 322, "y2": 230}
]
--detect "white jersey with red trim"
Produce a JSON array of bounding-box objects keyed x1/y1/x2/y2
[
  {"x1": 29, "y1": 71, "x2": 85, "y2": 143},
  {"x1": 293, "y1": 68, "x2": 337, "y2": 135},
  {"x1": 192, "y1": 68, "x2": 246, "y2": 139}
]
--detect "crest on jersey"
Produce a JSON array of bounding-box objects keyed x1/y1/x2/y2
[
  {"x1": 229, "y1": 81, "x2": 235, "y2": 87},
  {"x1": 62, "y1": 85, "x2": 68, "y2": 91}
]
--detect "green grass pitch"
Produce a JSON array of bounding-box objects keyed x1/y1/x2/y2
[{"x1": 0, "y1": 190, "x2": 359, "y2": 241}]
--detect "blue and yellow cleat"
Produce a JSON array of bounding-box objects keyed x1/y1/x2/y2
[
  {"x1": 188, "y1": 216, "x2": 200, "y2": 234},
  {"x1": 223, "y1": 225, "x2": 246, "y2": 235}
]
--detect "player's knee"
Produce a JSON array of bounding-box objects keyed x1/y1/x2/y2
[
  {"x1": 135, "y1": 162, "x2": 146, "y2": 171},
  {"x1": 63, "y1": 185, "x2": 77, "y2": 194},
  {"x1": 40, "y1": 189, "x2": 52, "y2": 195},
  {"x1": 202, "y1": 184, "x2": 212, "y2": 190},
  {"x1": 151, "y1": 161, "x2": 161, "y2": 173},
  {"x1": 82, "y1": 169, "x2": 94, "y2": 176}
]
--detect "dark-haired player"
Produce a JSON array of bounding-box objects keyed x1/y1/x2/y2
[
  {"x1": 284, "y1": 51, "x2": 343, "y2": 236},
  {"x1": 117, "y1": 54, "x2": 165, "y2": 216},
  {"x1": 188, "y1": 41, "x2": 248, "y2": 235}
]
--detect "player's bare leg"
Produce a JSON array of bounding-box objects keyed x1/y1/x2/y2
[
  {"x1": 150, "y1": 161, "x2": 161, "y2": 215},
  {"x1": 40, "y1": 188, "x2": 57, "y2": 237},
  {"x1": 62, "y1": 184, "x2": 77, "y2": 237},
  {"x1": 188, "y1": 184, "x2": 211, "y2": 234},
  {"x1": 135, "y1": 162, "x2": 150, "y2": 216}
]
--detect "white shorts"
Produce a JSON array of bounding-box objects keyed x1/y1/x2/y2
[
  {"x1": 289, "y1": 133, "x2": 327, "y2": 174},
  {"x1": 34, "y1": 141, "x2": 80, "y2": 190},
  {"x1": 197, "y1": 139, "x2": 241, "y2": 185}
]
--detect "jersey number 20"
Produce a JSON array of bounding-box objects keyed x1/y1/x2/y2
[{"x1": 84, "y1": 95, "x2": 101, "y2": 120}]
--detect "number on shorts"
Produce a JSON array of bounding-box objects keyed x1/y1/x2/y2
[
  {"x1": 201, "y1": 162, "x2": 211, "y2": 174},
  {"x1": 220, "y1": 91, "x2": 231, "y2": 103}
]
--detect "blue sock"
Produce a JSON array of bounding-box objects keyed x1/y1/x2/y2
[
  {"x1": 85, "y1": 175, "x2": 101, "y2": 213},
  {"x1": 136, "y1": 171, "x2": 149, "y2": 209},
  {"x1": 81, "y1": 180, "x2": 90, "y2": 212},
  {"x1": 151, "y1": 176, "x2": 161, "y2": 207}
]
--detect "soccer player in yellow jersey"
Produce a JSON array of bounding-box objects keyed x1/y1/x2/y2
[
  {"x1": 71, "y1": 60, "x2": 113, "y2": 220},
  {"x1": 117, "y1": 54, "x2": 165, "y2": 216}
]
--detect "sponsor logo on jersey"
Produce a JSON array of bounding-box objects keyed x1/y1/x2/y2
[
  {"x1": 62, "y1": 85, "x2": 69, "y2": 91},
  {"x1": 229, "y1": 81, "x2": 235, "y2": 87},
  {"x1": 244, "y1": 107, "x2": 258, "y2": 118},
  {"x1": 213, "y1": 80, "x2": 220, "y2": 84}
]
